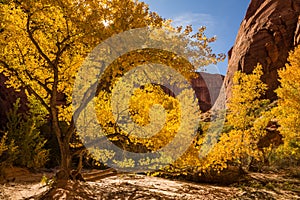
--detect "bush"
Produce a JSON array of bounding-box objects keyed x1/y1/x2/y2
[
  {"x1": 0, "y1": 132, "x2": 18, "y2": 176},
  {"x1": 1, "y1": 98, "x2": 49, "y2": 169}
]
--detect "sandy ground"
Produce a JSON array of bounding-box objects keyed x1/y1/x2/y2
[
  {"x1": 0, "y1": 182, "x2": 49, "y2": 200},
  {"x1": 0, "y1": 167, "x2": 300, "y2": 199}
]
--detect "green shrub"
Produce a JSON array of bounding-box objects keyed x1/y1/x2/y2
[
  {"x1": 3, "y1": 98, "x2": 49, "y2": 169},
  {"x1": 0, "y1": 132, "x2": 18, "y2": 176}
]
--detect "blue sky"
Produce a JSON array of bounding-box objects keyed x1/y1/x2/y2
[{"x1": 142, "y1": 0, "x2": 250, "y2": 75}]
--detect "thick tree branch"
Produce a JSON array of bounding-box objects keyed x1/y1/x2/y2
[
  {"x1": 0, "y1": 60, "x2": 51, "y2": 113},
  {"x1": 54, "y1": 33, "x2": 71, "y2": 64}
]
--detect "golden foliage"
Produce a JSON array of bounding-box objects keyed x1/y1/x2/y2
[
  {"x1": 202, "y1": 64, "x2": 269, "y2": 172},
  {"x1": 0, "y1": 0, "x2": 224, "y2": 172},
  {"x1": 275, "y1": 45, "x2": 300, "y2": 160}
]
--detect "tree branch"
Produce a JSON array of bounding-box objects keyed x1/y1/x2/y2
[
  {"x1": 26, "y1": 14, "x2": 56, "y2": 70},
  {"x1": 0, "y1": 60, "x2": 51, "y2": 113},
  {"x1": 24, "y1": 69, "x2": 52, "y2": 95}
]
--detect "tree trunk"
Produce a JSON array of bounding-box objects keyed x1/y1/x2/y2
[
  {"x1": 52, "y1": 120, "x2": 79, "y2": 181},
  {"x1": 50, "y1": 66, "x2": 73, "y2": 181},
  {"x1": 57, "y1": 138, "x2": 72, "y2": 180}
]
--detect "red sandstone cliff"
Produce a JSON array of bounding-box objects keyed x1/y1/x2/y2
[
  {"x1": 225, "y1": 0, "x2": 300, "y2": 100},
  {"x1": 192, "y1": 72, "x2": 224, "y2": 112}
]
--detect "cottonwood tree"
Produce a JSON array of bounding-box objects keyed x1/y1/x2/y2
[
  {"x1": 275, "y1": 45, "x2": 300, "y2": 162},
  {"x1": 202, "y1": 65, "x2": 270, "y2": 172},
  {"x1": 0, "y1": 0, "x2": 165, "y2": 180},
  {"x1": 80, "y1": 27, "x2": 224, "y2": 171},
  {"x1": 0, "y1": 0, "x2": 222, "y2": 179}
]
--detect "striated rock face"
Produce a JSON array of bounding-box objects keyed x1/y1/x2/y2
[
  {"x1": 225, "y1": 0, "x2": 300, "y2": 100},
  {"x1": 161, "y1": 72, "x2": 224, "y2": 112},
  {"x1": 191, "y1": 72, "x2": 224, "y2": 112}
]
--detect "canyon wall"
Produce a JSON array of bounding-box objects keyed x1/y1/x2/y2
[
  {"x1": 225, "y1": 0, "x2": 300, "y2": 100},
  {"x1": 191, "y1": 72, "x2": 224, "y2": 112}
]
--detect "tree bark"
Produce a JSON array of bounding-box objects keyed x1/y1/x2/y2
[{"x1": 57, "y1": 138, "x2": 72, "y2": 180}]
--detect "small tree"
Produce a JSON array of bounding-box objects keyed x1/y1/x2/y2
[
  {"x1": 275, "y1": 45, "x2": 300, "y2": 163},
  {"x1": 5, "y1": 98, "x2": 49, "y2": 169},
  {"x1": 0, "y1": 135, "x2": 7, "y2": 157},
  {"x1": 0, "y1": 99, "x2": 48, "y2": 170},
  {"x1": 0, "y1": 132, "x2": 18, "y2": 177},
  {"x1": 203, "y1": 64, "x2": 269, "y2": 172}
]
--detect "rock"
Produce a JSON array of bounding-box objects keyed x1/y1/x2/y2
[
  {"x1": 161, "y1": 72, "x2": 224, "y2": 112},
  {"x1": 191, "y1": 72, "x2": 224, "y2": 112},
  {"x1": 258, "y1": 119, "x2": 283, "y2": 150},
  {"x1": 225, "y1": 0, "x2": 300, "y2": 100}
]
